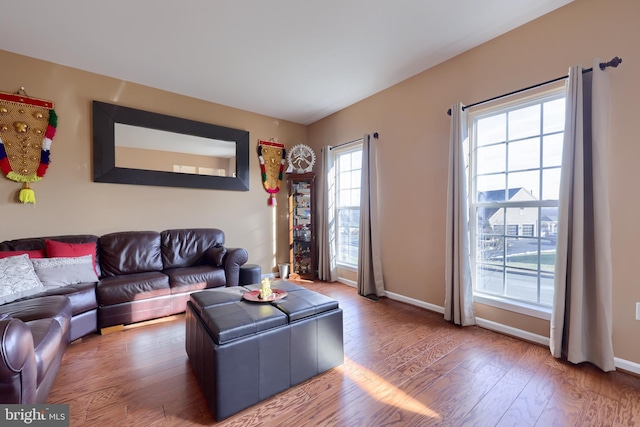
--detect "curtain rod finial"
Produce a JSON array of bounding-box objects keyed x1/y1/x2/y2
[
  {"x1": 373, "y1": 132, "x2": 379, "y2": 139},
  {"x1": 447, "y1": 108, "x2": 452, "y2": 116},
  {"x1": 600, "y1": 56, "x2": 622, "y2": 70}
]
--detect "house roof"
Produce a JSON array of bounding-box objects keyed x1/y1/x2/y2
[
  {"x1": 476, "y1": 188, "x2": 559, "y2": 224},
  {"x1": 477, "y1": 188, "x2": 523, "y2": 204}
]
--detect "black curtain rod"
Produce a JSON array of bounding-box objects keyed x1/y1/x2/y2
[
  {"x1": 329, "y1": 132, "x2": 379, "y2": 150},
  {"x1": 446, "y1": 56, "x2": 622, "y2": 116}
]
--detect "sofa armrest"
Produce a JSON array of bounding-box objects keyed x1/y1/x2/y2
[
  {"x1": 222, "y1": 248, "x2": 248, "y2": 287},
  {"x1": 0, "y1": 318, "x2": 37, "y2": 403}
]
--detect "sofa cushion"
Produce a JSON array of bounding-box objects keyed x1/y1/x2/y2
[
  {"x1": 31, "y1": 283, "x2": 97, "y2": 316},
  {"x1": 97, "y1": 271, "x2": 170, "y2": 305},
  {"x1": 161, "y1": 229, "x2": 224, "y2": 269},
  {"x1": 0, "y1": 254, "x2": 45, "y2": 305},
  {"x1": 0, "y1": 296, "x2": 72, "y2": 338},
  {"x1": 26, "y1": 318, "x2": 64, "y2": 384},
  {"x1": 31, "y1": 255, "x2": 98, "y2": 289},
  {"x1": 164, "y1": 266, "x2": 226, "y2": 294},
  {"x1": 99, "y1": 231, "x2": 162, "y2": 276}
]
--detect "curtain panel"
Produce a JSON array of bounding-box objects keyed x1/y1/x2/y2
[
  {"x1": 444, "y1": 103, "x2": 476, "y2": 326},
  {"x1": 357, "y1": 134, "x2": 385, "y2": 297},
  {"x1": 550, "y1": 60, "x2": 615, "y2": 372},
  {"x1": 317, "y1": 146, "x2": 337, "y2": 282}
]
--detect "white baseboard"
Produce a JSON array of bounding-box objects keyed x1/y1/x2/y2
[
  {"x1": 383, "y1": 290, "x2": 640, "y2": 376},
  {"x1": 337, "y1": 278, "x2": 357, "y2": 288},
  {"x1": 614, "y1": 357, "x2": 640, "y2": 376},
  {"x1": 474, "y1": 317, "x2": 549, "y2": 346},
  {"x1": 385, "y1": 291, "x2": 444, "y2": 314}
]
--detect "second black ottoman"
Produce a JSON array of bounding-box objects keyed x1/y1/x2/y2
[{"x1": 239, "y1": 263, "x2": 261, "y2": 285}]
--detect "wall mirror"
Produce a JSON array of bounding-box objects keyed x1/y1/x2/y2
[{"x1": 93, "y1": 101, "x2": 250, "y2": 191}]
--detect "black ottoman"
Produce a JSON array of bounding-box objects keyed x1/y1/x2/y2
[
  {"x1": 238, "y1": 263, "x2": 261, "y2": 285},
  {"x1": 270, "y1": 288, "x2": 344, "y2": 385},
  {"x1": 185, "y1": 283, "x2": 343, "y2": 421}
]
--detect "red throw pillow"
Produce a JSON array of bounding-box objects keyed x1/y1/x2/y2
[
  {"x1": 0, "y1": 249, "x2": 46, "y2": 259},
  {"x1": 45, "y1": 240, "x2": 97, "y2": 273}
]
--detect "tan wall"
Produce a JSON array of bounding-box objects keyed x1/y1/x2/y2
[
  {"x1": 337, "y1": 266, "x2": 357, "y2": 284},
  {"x1": 0, "y1": 50, "x2": 305, "y2": 276},
  {"x1": 308, "y1": 0, "x2": 640, "y2": 364}
]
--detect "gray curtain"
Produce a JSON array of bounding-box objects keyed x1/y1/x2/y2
[
  {"x1": 357, "y1": 134, "x2": 385, "y2": 297},
  {"x1": 444, "y1": 103, "x2": 476, "y2": 326},
  {"x1": 550, "y1": 60, "x2": 615, "y2": 372},
  {"x1": 317, "y1": 146, "x2": 337, "y2": 282}
]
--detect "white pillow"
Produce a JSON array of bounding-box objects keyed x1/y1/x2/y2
[
  {"x1": 31, "y1": 254, "x2": 99, "y2": 289},
  {"x1": 0, "y1": 254, "x2": 45, "y2": 304}
]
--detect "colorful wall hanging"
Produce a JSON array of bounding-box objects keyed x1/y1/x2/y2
[
  {"x1": 0, "y1": 88, "x2": 57, "y2": 204},
  {"x1": 257, "y1": 139, "x2": 286, "y2": 206}
]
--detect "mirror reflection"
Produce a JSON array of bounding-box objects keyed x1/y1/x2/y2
[
  {"x1": 92, "y1": 100, "x2": 250, "y2": 191},
  {"x1": 114, "y1": 124, "x2": 237, "y2": 177}
]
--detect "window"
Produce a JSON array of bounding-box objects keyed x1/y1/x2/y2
[
  {"x1": 470, "y1": 90, "x2": 565, "y2": 314},
  {"x1": 335, "y1": 145, "x2": 363, "y2": 266}
]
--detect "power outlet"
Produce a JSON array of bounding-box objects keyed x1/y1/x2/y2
[{"x1": 637, "y1": 302, "x2": 640, "y2": 321}]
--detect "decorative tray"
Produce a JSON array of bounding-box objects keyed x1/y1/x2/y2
[{"x1": 242, "y1": 289, "x2": 288, "y2": 303}]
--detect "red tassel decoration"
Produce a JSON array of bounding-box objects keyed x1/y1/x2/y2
[{"x1": 268, "y1": 194, "x2": 277, "y2": 206}]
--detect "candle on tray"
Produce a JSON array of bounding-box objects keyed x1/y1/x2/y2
[{"x1": 259, "y1": 277, "x2": 273, "y2": 299}]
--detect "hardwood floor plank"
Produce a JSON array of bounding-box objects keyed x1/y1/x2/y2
[
  {"x1": 577, "y1": 391, "x2": 619, "y2": 427},
  {"x1": 459, "y1": 366, "x2": 534, "y2": 427},
  {"x1": 534, "y1": 381, "x2": 586, "y2": 427},
  {"x1": 615, "y1": 373, "x2": 640, "y2": 426},
  {"x1": 45, "y1": 281, "x2": 640, "y2": 426},
  {"x1": 514, "y1": 341, "x2": 554, "y2": 373},
  {"x1": 395, "y1": 329, "x2": 475, "y2": 377},
  {"x1": 394, "y1": 363, "x2": 506, "y2": 426},
  {"x1": 495, "y1": 364, "x2": 558, "y2": 427}
]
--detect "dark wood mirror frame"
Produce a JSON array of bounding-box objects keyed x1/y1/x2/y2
[{"x1": 92, "y1": 101, "x2": 250, "y2": 191}]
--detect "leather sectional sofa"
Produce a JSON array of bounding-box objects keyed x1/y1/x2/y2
[{"x1": 0, "y1": 228, "x2": 248, "y2": 404}]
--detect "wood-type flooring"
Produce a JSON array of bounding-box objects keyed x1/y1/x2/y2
[{"x1": 48, "y1": 281, "x2": 640, "y2": 426}]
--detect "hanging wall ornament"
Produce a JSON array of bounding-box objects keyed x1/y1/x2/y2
[
  {"x1": 0, "y1": 88, "x2": 57, "y2": 204},
  {"x1": 286, "y1": 143, "x2": 316, "y2": 173},
  {"x1": 258, "y1": 139, "x2": 286, "y2": 206}
]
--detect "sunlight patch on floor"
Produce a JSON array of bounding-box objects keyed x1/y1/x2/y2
[{"x1": 339, "y1": 357, "x2": 442, "y2": 420}]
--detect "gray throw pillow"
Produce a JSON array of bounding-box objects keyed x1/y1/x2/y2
[
  {"x1": 31, "y1": 254, "x2": 99, "y2": 289},
  {"x1": 0, "y1": 254, "x2": 45, "y2": 304}
]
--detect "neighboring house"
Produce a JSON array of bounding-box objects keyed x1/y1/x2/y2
[{"x1": 477, "y1": 188, "x2": 557, "y2": 238}]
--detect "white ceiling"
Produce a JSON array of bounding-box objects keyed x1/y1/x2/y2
[{"x1": 1, "y1": 0, "x2": 572, "y2": 125}]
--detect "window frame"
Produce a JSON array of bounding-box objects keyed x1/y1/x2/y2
[
  {"x1": 468, "y1": 88, "x2": 565, "y2": 320},
  {"x1": 333, "y1": 142, "x2": 363, "y2": 269}
]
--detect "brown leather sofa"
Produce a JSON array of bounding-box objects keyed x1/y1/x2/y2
[
  {"x1": 0, "y1": 228, "x2": 248, "y2": 403},
  {"x1": 0, "y1": 296, "x2": 72, "y2": 404}
]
